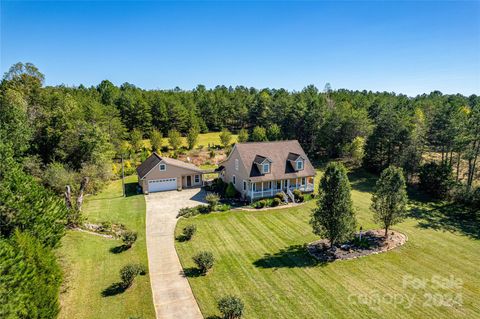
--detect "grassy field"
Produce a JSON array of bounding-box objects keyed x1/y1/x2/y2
[
  {"x1": 144, "y1": 131, "x2": 239, "y2": 150},
  {"x1": 176, "y1": 170, "x2": 480, "y2": 319},
  {"x1": 57, "y1": 176, "x2": 155, "y2": 319}
]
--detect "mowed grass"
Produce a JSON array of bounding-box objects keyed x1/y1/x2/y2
[
  {"x1": 176, "y1": 170, "x2": 480, "y2": 319},
  {"x1": 57, "y1": 176, "x2": 155, "y2": 319}
]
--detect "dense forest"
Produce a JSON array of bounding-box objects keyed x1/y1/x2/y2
[{"x1": 0, "y1": 62, "x2": 479, "y2": 317}]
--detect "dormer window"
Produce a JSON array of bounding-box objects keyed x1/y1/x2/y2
[
  {"x1": 263, "y1": 163, "x2": 270, "y2": 174},
  {"x1": 296, "y1": 160, "x2": 303, "y2": 170}
]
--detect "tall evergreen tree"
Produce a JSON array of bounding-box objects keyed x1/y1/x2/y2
[{"x1": 310, "y1": 162, "x2": 357, "y2": 247}]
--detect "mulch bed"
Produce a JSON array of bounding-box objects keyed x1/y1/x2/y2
[{"x1": 307, "y1": 229, "x2": 407, "y2": 262}]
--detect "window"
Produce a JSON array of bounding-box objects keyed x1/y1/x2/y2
[
  {"x1": 267, "y1": 181, "x2": 272, "y2": 189},
  {"x1": 252, "y1": 183, "x2": 256, "y2": 191},
  {"x1": 243, "y1": 180, "x2": 247, "y2": 191},
  {"x1": 263, "y1": 163, "x2": 270, "y2": 174},
  {"x1": 296, "y1": 160, "x2": 303, "y2": 170},
  {"x1": 235, "y1": 159, "x2": 239, "y2": 171},
  {"x1": 233, "y1": 175, "x2": 236, "y2": 185},
  {"x1": 301, "y1": 177, "x2": 306, "y2": 185},
  {"x1": 159, "y1": 164, "x2": 166, "y2": 171},
  {"x1": 194, "y1": 175, "x2": 200, "y2": 183}
]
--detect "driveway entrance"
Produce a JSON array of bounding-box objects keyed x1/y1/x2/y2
[{"x1": 145, "y1": 188, "x2": 205, "y2": 319}]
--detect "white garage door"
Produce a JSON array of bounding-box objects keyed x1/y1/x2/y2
[{"x1": 148, "y1": 178, "x2": 177, "y2": 192}]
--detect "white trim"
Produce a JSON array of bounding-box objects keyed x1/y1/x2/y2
[
  {"x1": 159, "y1": 163, "x2": 166, "y2": 171},
  {"x1": 296, "y1": 160, "x2": 304, "y2": 170},
  {"x1": 263, "y1": 163, "x2": 270, "y2": 174},
  {"x1": 194, "y1": 174, "x2": 200, "y2": 184}
]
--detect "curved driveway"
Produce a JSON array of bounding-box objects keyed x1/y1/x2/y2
[{"x1": 145, "y1": 188, "x2": 205, "y2": 319}]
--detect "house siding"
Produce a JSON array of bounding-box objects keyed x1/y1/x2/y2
[
  {"x1": 139, "y1": 162, "x2": 202, "y2": 193},
  {"x1": 221, "y1": 146, "x2": 250, "y2": 198}
]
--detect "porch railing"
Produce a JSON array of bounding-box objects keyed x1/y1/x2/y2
[{"x1": 249, "y1": 183, "x2": 314, "y2": 199}]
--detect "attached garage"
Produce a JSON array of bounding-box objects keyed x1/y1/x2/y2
[
  {"x1": 148, "y1": 178, "x2": 177, "y2": 193},
  {"x1": 136, "y1": 153, "x2": 205, "y2": 194}
]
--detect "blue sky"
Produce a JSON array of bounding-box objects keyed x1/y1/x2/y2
[{"x1": 1, "y1": 1, "x2": 479, "y2": 96}]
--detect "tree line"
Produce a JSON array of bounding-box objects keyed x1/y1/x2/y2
[{"x1": 0, "y1": 62, "x2": 478, "y2": 317}]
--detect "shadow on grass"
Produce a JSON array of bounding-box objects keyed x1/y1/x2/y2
[
  {"x1": 409, "y1": 200, "x2": 480, "y2": 240},
  {"x1": 253, "y1": 244, "x2": 326, "y2": 269},
  {"x1": 347, "y1": 169, "x2": 377, "y2": 193},
  {"x1": 109, "y1": 244, "x2": 131, "y2": 254},
  {"x1": 101, "y1": 282, "x2": 127, "y2": 297},
  {"x1": 180, "y1": 267, "x2": 203, "y2": 278}
]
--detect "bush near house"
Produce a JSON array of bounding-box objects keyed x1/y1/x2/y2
[
  {"x1": 271, "y1": 197, "x2": 281, "y2": 207},
  {"x1": 292, "y1": 189, "x2": 304, "y2": 202},
  {"x1": 205, "y1": 193, "x2": 220, "y2": 210},
  {"x1": 225, "y1": 183, "x2": 238, "y2": 198}
]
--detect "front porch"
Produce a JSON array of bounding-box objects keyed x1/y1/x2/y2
[{"x1": 248, "y1": 177, "x2": 314, "y2": 200}]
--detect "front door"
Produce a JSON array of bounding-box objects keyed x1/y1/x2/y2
[{"x1": 186, "y1": 175, "x2": 192, "y2": 187}]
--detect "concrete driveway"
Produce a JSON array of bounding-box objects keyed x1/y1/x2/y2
[{"x1": 145, "y1": 188, "x2": 205, "y2": 319}]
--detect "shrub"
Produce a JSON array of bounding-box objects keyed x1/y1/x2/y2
[
  {"x1": 212, "y1": 178, "x2": 227, "y2": 196},
  {"x1": 206, "y1": 193, "x2": 220, "y2": 210},
  {"x1": 183, "y1": 224, "x2": 197, "y2": 240},
  {"x1": 292, "y1": 189, "x2": 304, "y2": 202},
  {"x1": 119, "y1": 264, "x2": 147, "y2": 288},
  {"x1": 192, "y1": 251, "x2": 215, "y2": 274},
  {"x1": 275, "y1": 192, "x2": 284, "y2": 201},
  {"x1": 218, "y1": 295, "x2": 244, "y2": 319},
  {"x1": 177, "y1": 206, "x2": 199, "y2": 218},
  {"x1": 120, "y1": 264, "x2": 140, "y2": 288},
  {"x1": 271, "y1": 197, "x2": 281, "y2": 207},
  {"x1": 215, "y1": 203, "x2": 231, "y2": 211},
  {"x1": 253, "y1": 199, "x2": 267, "y2": 209},
  {"x1": 198, "y1": 205, "x2": 211, "y2": 214},
  {"x1": 225, "y1": 183, "x2": 238, "y2": 198},
  {"x1": 122, "y1": 230, "x2": 138, "y2": 247}
]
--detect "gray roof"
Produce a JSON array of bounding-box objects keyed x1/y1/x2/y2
[
  {"x1": 136, "y1": 153, "x2": 203, "y2": 179},
  {"x1": 234, "y1": 140, "x2": 316, "y2": 182}
]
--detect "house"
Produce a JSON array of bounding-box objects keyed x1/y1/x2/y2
[
  {"x1": 218, "y1": 140, "x2": 316, "y2": 201},
  {"x1": 136, "y1": 153, "x2": 205, "y2": 193}
]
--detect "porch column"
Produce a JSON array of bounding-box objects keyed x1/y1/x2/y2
[
  {"x1": 296, "y1": 178, "x2": 298, "y2": 189},
  {"x1": 261, "y1": 182, "x2": 264, "y2": 197}
]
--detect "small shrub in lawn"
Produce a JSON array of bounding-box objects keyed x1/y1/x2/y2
[
  {"x1": 122, "y1": 230, "x2": 138, "y2": 248},
  {"x1": 192, "y1": 251, "x2": 214, "y2": 274},
  {"x1": 206, "y1": 193, "x2": 220, "y2": 210},
  {"x1": 218, "y1": 295, "x2": 244, "y2": 319},
  {"x1": 132, "y1": 263, "x2": 147, "y2": 275},
  {"x1": 183, "y1": 224, "x2": 197, "y2": 240},
  {"x1": 271, "y1": 197, "x2": 281, "y2": 207},
  {"x1": 120, "y1": 264, "x2": 139, "y2": 288}
]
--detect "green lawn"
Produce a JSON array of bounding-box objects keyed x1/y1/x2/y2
[
  {"x1": 57, "y1": 176, "x2": 155, "y2": 319},
  {"x1": 175, "y1": 170, "x2": 480, "y2": 319}
]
